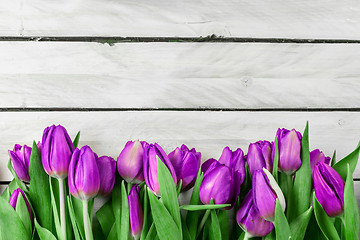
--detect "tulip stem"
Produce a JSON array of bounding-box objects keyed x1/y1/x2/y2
[
  {"x1": 59, "y1": 178, "x2": 67, "y2": 240},
  {"x1": 196, "y1": 209, "x2": 211, "y2": 237},
  {"x1": 83, "y1": 200, "x2": 92, "y2": 240}
]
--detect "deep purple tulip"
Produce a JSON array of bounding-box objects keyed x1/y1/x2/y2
[
  {"x1": 97, "y1": 156, "x2": 116, "y2": 196},
  {"x1": 236, "y1": 190, "x2": 273, "y2": 237},
  {"x1": 41, "y1": 125, "x2": 75, "y2": 179},
  {"x1": 9, "y1": 188, "x2": 33, "y2": 226},
  {"x1": 313, "y1": 162, "x2": 344, "y2": 217},
  {"x1": 253, "y1": 168, "x2": 285, "y2": 221},
  {"x1": 128, "y1": 185, "x2": 144, "y2": 238},
  {"x1": 247, "y1": 141, "x2": 273, "y2": 176},
  {"x1": 275, "y1": 128, "x2": 302, "y2": 174},
  {"x1": 68, "y1": 146, "x2": 100, "y2": 200},
  {"x1": 310, "y1": 149, "x2": 331, "y2": 176},
  {"x1": 218, "y1": 147, "x2": 246, "y2": 185},
  {"x1": 117, "y1": 140, "x2": 146, "y2": 183},
  {"x1": 8, "y1": 144, "x2": 32, "y2": 182},
  {"x1": 143, "y1": 143, "x2": 177, "y2": 196},
  {"x1": 168, "y1": 144, "x2": 201, "y2": 191}
]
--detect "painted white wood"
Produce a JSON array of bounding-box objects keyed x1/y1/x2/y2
[
  {"x1": 0, "y1": 42, "x2": 360, "y2": 109},
  {"x1": 1, "y1": 0, "x2": 360, "y2": 39},
  {"x1": 0, "y1": 111, "x2": 359, "y2": 180}
]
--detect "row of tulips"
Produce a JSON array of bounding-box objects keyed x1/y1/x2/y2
[{"x1": 0, "y1": 122, "x2": 359, "y2": 240}]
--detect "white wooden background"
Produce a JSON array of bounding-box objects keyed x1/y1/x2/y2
[{"x1": 0, "y1": 0, "x2": 360, "y2": 211}]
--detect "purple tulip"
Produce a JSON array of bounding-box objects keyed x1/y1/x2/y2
[
  {"x1": 9, "y1": 188, "x2": 33, "y2": 226},
  {"x1": 41, "y1": 125, "x2": 75, "y2": 179},
  {"x1": 168, "y1": 144, "x2": 201, "y2": 191},
  {"x1": 253, "y1": 168, "x2": 285, "y2": 221},
  {"x1": 97, "y1": 156, "x2": 116, "y2": 196},
  {"x1": 8, "y1": 144, "x2": 32, "y2": 182},
  {"x1": 128, "y1": 185, "x2": 144, "y2": 238},
  {"x1": 143, "y1": 143, "x2": 177, "y2": 196},
  {"x1": 236, "y1": 190, "x2": 273, "y2": 237},
  {"x1": 68, "y1": 146, "x2": 100, "y2": 200},
  {"x1": 313, "y1": 162, "x2": 344, "y2": 217},
  {"x1": 310, "y1": 149, "x2": 331, "y2": 176},
  {"x1": 247, "y1": 141, "x2": 273, "y2": 176},
  {"x1": 275, "y1": 128, "x2": 302, "y2": 174},
  {"x1": 218, "y1": 147, "x2": 246, "y2": 185},
  {"x1": 117, "y1": 140, "x2": 146, "y2": 183}
]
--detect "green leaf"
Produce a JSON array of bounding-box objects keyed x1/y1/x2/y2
[
  {"x1": 140, "y1": 184, "x2": 150, "y2": 240},
  {"x1": 49, "y1": 176, "x2": 63, "y2": 240},
  {"x1": 106, "y1": 224, "x2": 117, "y2": 240},
  {"x1": 70, "y1": 195, "x2": 86, "y2": 240},
  {"x1": 288, "y1": 122, "x2": 311, "y2": 221},
  {"x1": 273, "y1": 139, "x2": 279, "y2": 182},
  {"x1": 218, "y1": 210, "x2": 229, "y2": 240},
  {"x1": 0, "y1": 196, "x2": 31, "y2": 240},
  {"x1": 344, "y1": 164, "x2": 359, "y2": 240},
  {"x1": 93, "y1": 216, "x2": 106, "y2": 240},
  {"x1": 95, "y1": 200, "x2": 114, "y2": 238},
  {"x1": 289, "y1": 206, "x2": 313, "y2": 240},
  {"x1": 148, "y1": 189, "x2": 181, "y2": 240},
  {"x1": 35, "y1": 218, "x2": 57, "y2": 240},
  {"x1": 331, "y1": 150, "x2": 336, "y2": 167},
  {"x1": 67, "y1": 196, "x2": 81, "y2": 240},
  {"x1": 28, "y1": 142, "x2": 52, "y2": 232},
  {"x1": 176, "y1": 180, "x2": 182, "y2": 196},
  {"x1": 333, "y1": 142, "x2": 360, "y2": 180},
  {"x1": 209, "y1": 210, "x2": 222, "y2": 240},
  {"x1": 73, "y1": 131, "x2": 81, "y2": 148},
  {"x1": 1, "y1": 179, "x2": 20, "y2": 201},
  {"x1": 120, "y1": 181, "x2": 130, "y2": 240},
  {"x1": 274, "y1": 199, "x2": 291, "y2": 240},
  {"x1": 112, "y1": 175, "x2": 121, "y2": 240},
  {"x1": 144, "y1": 223, "x2": 158, "y2": 240},
  {"x1": 180, "y1": 204, "x2": 230, "y2": 211},
  {"x1": 7, "y1": 159, "x2": 28, "y2": 193},
  {"x1": 16, "y1": 192, "x2": 32, "y2": 235},
  {"x1": 157, "y1": 156, "x2": 182, "y2": 238},
  {"x1": 313, "y1": 193, "x2": 340, "y2": 240},
  {"x1": 181, "y1": 216, "x2": 192, "y2": 240}
]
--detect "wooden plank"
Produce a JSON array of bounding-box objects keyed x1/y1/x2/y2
[
  {"x1": 0, "y1": 111, "x2": 359, "y2": 180},
  {"x1": 1, "y1": 0, "x2": 359, "y2": 39},
  {"x1": 0, "y1": 42, "x2": 360, "y2": 109}
]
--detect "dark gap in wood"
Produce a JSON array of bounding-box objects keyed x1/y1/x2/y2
[{"x1": 0, "y1": 36, "x2": 360, "y2": 44}]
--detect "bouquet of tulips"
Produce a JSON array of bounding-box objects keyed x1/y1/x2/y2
[{"x1": 0, "y1": 122, "x2": 359, "y2": 240}]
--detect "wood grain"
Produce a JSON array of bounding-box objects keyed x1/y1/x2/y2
[
  {"x1": 0, "y1": 42, "x2": 360, "y2": 109},
  {"x1": 1, "y1": 0, "x2": 360, "y2": 39},
  {"x1": 0, "y1": 111, "x2": 359, "y2": 180}
]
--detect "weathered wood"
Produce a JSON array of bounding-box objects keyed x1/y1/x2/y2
[
  {"x1": 1, "y1": 0, "x2": 360, "y2": 39},
  {"x1": 0, "y1": 42, "x2": 360, "y2": 109},
  {"x1": 0, "y1": 111, "x2": 359, "y2": 180}
]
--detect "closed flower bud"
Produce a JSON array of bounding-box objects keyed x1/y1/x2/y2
[
  {"x1": 97, "y1": 156, "x2": 116, "y2": 196},
  {"x1": 68, "y1": 146, "x2": 100, "y2": 200},
  {"x1": 310, "y1": 149, "x2": 331, "y2": 176},
  {"x1": 128, "y1": 185, "x2": 144, "y2": 239},
  {"x1": 8, "y1": 144, "x2": 31, "y2": 182},
  {"x1": 313, "y1": 162, "x2": 344, "y2": 217},
  {"x1": 253, "y1": 168, "x2": 286, "y2": 221},
  {"x1": 9, "y1": 188, "x2": 33, "y2": 227},
  {"x1": 117, "y1": 140, "x2": 146, "y2": 184},
  {"x1": 41, "y1": 125, "x2": 75, "y2": 179},
  {"x1": 275, "y1": 128, "x2": 302, "y2": 174},
  {"x1": 168, "y1": 144, "x2": 201, "y2": 191},
  {"x1": 219, "y1": 147, "x2": 246, "y2": 185},
  {"x1": 247, "y1": 141, "x2": 273, "y2": 176},
  {"x1": 236, "y1": 190, "x2": 273, "y2": 237},
  {"x1": 143, "y1": 143, "x2": 177, "y2": 196}
]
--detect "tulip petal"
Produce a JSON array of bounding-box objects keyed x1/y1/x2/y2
[
  {"x1": 117, "y1": 141, "x2": 144, "y2": 183},
  {"x1": 128, "y1": 185, "x2": 143, "y2": 237},
  {"x1": 97, "y1": 156, "x2": 116, "y2": 196}
]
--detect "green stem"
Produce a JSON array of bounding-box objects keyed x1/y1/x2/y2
[
  {"x1": 196, "y1": 209, "x2": 211, "y2": 238},
  {"x1": 83, "y1": 200, "x2": 92, "y2": 240},
  {"x1": 59, "y1": 178, "x2": 67, "y2": 240},
  {"x1": 285, "y1": 174, "x2": 293, "y2": 218},
  {"x1": 243, "y1": 232, "x2": 251, "y2": 240}
]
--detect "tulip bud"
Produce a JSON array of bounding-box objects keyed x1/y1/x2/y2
[
  {"x1": 275, "y1": 128, "x2": 302, "y2": 174},
  {"x1": 9, "y1": 188, "x2": 33, "y2": 227},
  {"x1": 168, "y1": 144, "x2": 201, "y2": 191},
  {"x1": 310, "y1": 149, "x2": 331, "y2": 176},
  {"x1": 41, "y1": 125, "x2": 75, "y2": 179},
  {"x1": 97, "y1": 156, "x2": 116, "y2": 196},
  {"x1": 117, "y1": 140, "x2": 146, "y2": 184},
  {"x1": 68, "y1": 146, "x2": 100, "y2": 200},
  {"x1": 236, "y1": 190, "x2": 273, "y2": 237},
  {"x1": 128, "y1": 185, "x2": 144, "y2": 239},
  {"x1": 8, "y1": 144, "x2": 31, "y2": 182},
  {"x1": 253, "y1": 168, "x2": 286, "y2": 221},
  {"x1": 143, "y1": 143, "x2": 177, "y2": 196},
  {"x1": 313, "y1": 162, "x2": 344, "y2": 217},
  {"x1": 247, "y1": 141, "x2": 273, "y2": 176}
]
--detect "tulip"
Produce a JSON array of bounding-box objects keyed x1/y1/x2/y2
[
  {"x1": 143, "y1": 143, "x2": 177, "y2": 196},
  {"x1": 275, "y1": 128, "x2": 302, "y2": 174},
  {"x1": 310, "y1": 149, "x2": 331, "y2": 176},
  {"x1": 218, "y1": 147, "x2": 246, "y2": 185},
  {"x1": 313, "y1": 162, "x2": 344, "y2": 217},
  {"x1": 41, "y1": 124, "x2": 75, "y2": 179},
  {"x1": 236, "y1": 190, "x2": 273, "y2": 237},
  {"x1": 8, "y1": 144, "x2": 31, "y2": 182},
  {"x1": 168, "y1": 144, "x2": 201, "y2": 191},
  {"x1": 117, "y1": 140, "x2": 146, "y2": 183},
  {"x1": 253, "y1": 168, "x2": 285, "y2": 221},
  {"x1": 247, "y1": 141, "x2": 273, "y2": 176},
  {"x1": 128, "y1": 185, "x2": 144, "y2": 239},
  {"x1": 68, "y1": 146, "x2": 100, "y2": 200},
  {"x1": 97, "y1": 156, "x2": 116, "y2": 196},
  {"x1": 9, "y1": 188, "x2": 33, "y2": 228}
]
